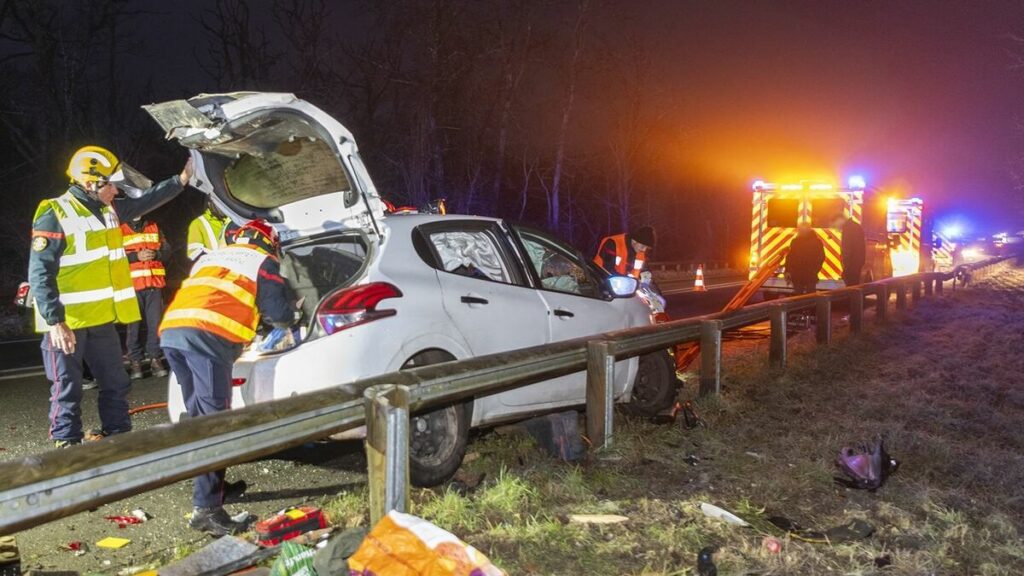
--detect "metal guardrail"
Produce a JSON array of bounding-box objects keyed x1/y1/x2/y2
[{"x1": 0, "y1": 256, "x2": 1012, "y2": 535}]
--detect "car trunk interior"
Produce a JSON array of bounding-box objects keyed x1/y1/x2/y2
[{"x1": 279, "y1": 233, "x2": 370, "y2": 323}]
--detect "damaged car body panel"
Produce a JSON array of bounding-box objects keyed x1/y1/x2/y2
[{"x1": 143, "y1": 92, "x2": 385, "y2": 241}]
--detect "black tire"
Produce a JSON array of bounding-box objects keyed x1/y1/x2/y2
[
  {"x1": 624, "y1": 351, "x2": 679, "y2": 417},
  {"x1": 401, "y1": 350, "x2": 470, "y2": 487}
]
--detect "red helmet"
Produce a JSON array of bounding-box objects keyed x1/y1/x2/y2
[{"x1": 233, "y1": 219, "x2": 280, "y2": 254}]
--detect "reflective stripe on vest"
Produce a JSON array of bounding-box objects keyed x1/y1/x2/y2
[
  {"x1": 159, "y1": 245, "x2": 267, "y2": 344},
  {"x1": 33, "y1": 192, "x2": 140, "y2": 331},
  {"x1": 593, "y1": 233, "x2": 646, "y2": 278},
  {"x1": 188, "y1": 213, "x2": 227, "y2": 260},
  {"x1": 120, "y1": 221, "x2": 166, "y2": 290}
]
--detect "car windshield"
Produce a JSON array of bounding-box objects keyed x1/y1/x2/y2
[{"x1": 219, "y1": 116, "x2": 352, "y2": 209}]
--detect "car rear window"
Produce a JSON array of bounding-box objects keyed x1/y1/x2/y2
[{"x1": 224, "y1": 136, "x2": 352, "y2": 209}]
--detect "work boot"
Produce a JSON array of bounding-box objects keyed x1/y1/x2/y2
[
  {"x1": 149, "y1": 357, "x2": 168, "y2": 378},
  {"x1": 189, "y1": 506, "x2": 250, "y2": 537},
  {"x1": 129, "y1": 360, "x2": 144, "y2": 380},
  {"x1": 84, "y1": 429, "x2": 109, "y2": 442},
  {"x1": 223, "y1": 480, "x2": 248, "y2": 503},
  {"x1": 81, "y1": 379, "x2": 98, "y2": 391},
  {"x1": 53, "y1": 439, "x2": 82, "y2": 449}
]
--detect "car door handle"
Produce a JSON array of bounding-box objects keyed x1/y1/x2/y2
[
  {"x1": 461, "y1": 295, "x2": 489, "y2": 305},
  {"x1": 553, "y1": 308, "x2": 575, "y2": 318}
]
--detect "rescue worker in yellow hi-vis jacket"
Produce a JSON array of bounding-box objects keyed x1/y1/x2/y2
[
  {"x1": 28, "y1": 146, "x2": 193, "y2": 448},
  {"x1": 187, "y1": 198, "x2": 230, "y2": 262},
  {"x1": 160, "y1": 219, "x2": 295, "y2": 536}
]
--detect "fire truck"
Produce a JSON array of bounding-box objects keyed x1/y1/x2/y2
[
  {"x1": 885, "y1": 198, "x2": 925, "y2": 277},
  {"x1": 749, "y1": 177, "x2": 898, "y2": 294}
]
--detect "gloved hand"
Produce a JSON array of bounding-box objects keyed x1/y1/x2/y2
[{"x1": 256, "y1": 327, "x2": 296, "y2": 353}]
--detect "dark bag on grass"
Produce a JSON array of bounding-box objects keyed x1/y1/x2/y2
[{"x1": 834, "y1": 437, "x2": 899, "y2": 490}]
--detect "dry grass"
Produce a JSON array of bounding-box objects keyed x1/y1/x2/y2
[{"x1": 324, "y1": 259, "x2": 1024, "y2": 574}]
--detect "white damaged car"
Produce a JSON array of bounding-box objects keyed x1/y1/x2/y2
[{"x1": 144, "y1": 92, "x2": 677, "y2": 485}]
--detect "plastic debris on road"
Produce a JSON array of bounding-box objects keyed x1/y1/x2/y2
[
  {"x1": 699, "y1": 503, "x2": 751, "y2": 527},
  {"x1": 158, "y1": 535, "x2": 260, "y2": 576},
  {"x1": 104, "y1": 515, "x2": 143, "y2": 529},
  {"x1": 95, "y1": 537, "x2": 131, "y2": 550},
  {"x1": 348, "y1": 510, "x2": 505, "y2": 575},
  {"x1": 314, "y1": 527, "x2": 367, "y2": 576}
]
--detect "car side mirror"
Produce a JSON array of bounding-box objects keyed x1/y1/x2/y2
[{"x1": 606, "y1": 275, "x2": 638, "y2": 298}]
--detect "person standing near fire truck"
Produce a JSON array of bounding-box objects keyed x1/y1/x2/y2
[
  {"x1": 834, "y1": 213, "x2": 865, "y2": 286},
  {"x1": 785, "y1": 223, "x2": 825, "y2": 295},
  {"x1": 593, "y1": 226, "x2": 657, "y2": 278}
]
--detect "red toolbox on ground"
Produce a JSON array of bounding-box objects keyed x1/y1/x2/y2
[{"x1": 254, "y1": 506, "x2": 328, "y2": 546}]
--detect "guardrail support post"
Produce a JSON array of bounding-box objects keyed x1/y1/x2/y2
[
  {"x1": 365, "y1": 384, "x2": 411, "y2": 527},
  {"x1": 924, "y1": 277, "x2": 933, "y2": 297},
  {"x1": 935, "y1": 277, "x2": 944, "y2": 295},
  {"x1": 815, "y1": 296, "x2": 831, "y2": 345},
  {"x1": 699, "y1": 320, "x2": 723, "y2": 396},
  {"x1": 586, "y1": 340, "x2": 615, "y2": 451},
  {"x1": 769, "y1": 304, "x2": 786, "y2": 368},
  {"x1": 895, "y1": 283, "x2": 907, "y2": 310},
  {"x1": 849, "y1": 288, "x2": 863, "y2": 333},
  {"x1": 911, "y1": 280, "x2": 922, "y2": 304},
  {"x1": 875, "y1": 285, "x2": 888, "y2": 323}
]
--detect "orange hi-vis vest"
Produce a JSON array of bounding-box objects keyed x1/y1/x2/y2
[
  {"x1": 593, "y1": 234, "x2": 647, "y2": 278},
  {"x1": 159, "y1": 244, "x2": 270, "y2": 344},
  {"x1": 120, "y1": 221, "x2": 166, "y2": 290}
]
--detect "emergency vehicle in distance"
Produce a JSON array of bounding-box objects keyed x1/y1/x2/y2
[{"x1": 748, "y1": 176, "x2": 943, "y2": 294}]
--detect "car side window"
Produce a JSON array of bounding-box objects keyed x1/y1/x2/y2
[
  {"x1": 426, "y1": 228, "x2": 515, "y2": 284},
  {"x1": 515, "y1": 228, "x2": 601, "y2": 298}
]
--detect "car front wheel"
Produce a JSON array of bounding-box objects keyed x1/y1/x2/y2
[
  {"x1": 624, "y1": 351, "x2": 679, "y2": 416},
  {"x1": 402, "y1": 350, "x2": 470, "y2": 487}
]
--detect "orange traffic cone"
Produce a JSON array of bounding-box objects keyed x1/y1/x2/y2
[{"x1": 694, "y1": 264, "x2": 707, "y2": 292}]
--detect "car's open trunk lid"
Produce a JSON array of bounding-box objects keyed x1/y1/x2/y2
[{"x1": 142, "y1": 92, "x2": 386, "y2": 241}]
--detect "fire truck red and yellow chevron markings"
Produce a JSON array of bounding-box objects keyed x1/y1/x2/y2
[
  {"x1": 815, "y1": 228, "x2": 843, "y2": 280},
  {"x1": 760, "y1": 227, "x2": 797, "y2": 271}
]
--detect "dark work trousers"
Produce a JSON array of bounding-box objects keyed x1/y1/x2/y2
[
  {"x1": 125, "y1": 288, "x2": 164, "y2": 361},
  {"x1": 842, "y1": 263, "x2": 864, "y2": 288},
  {"x1": 42, "y1": 323, "x2": 132, "y2": 441},
  {"x1": 164, "y1": 346, "x2": 233, "y2": 508}
]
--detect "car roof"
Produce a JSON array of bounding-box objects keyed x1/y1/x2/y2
[{"x1": 381, "y1": 213, "x2": 502, "y2": 232}]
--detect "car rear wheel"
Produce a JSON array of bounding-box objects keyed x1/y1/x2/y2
[
  {"x1": 402, "y1": 350, "x2": 470, "y2": 487},
  {"x1": 624, "y1": 351, "x2": 678, "y2": 417}
]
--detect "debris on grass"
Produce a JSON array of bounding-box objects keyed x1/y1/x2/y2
[
  {"x1": 699, "y1": 503, "x2": 750, "y2": 527},
  {"x1": 567, "y1": 514, "x2": 629, "y2": 525}
]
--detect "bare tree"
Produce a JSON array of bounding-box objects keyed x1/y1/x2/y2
[
  {"x1": 548, "y1": 0, "x2": 591, "y2": 232},
  {"x1": 195, "y1": 0, "x2": 276, "y2": 88}
]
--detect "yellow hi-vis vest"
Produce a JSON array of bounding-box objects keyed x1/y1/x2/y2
[
  {"x1": 33, "y1": 193, "x2": 140, "y2": 332},
  {"x1": 187, "y1": 211, "x2": 228, "y2": 261},
  {"x1": 159, "y1": 244, "x2": 268, "y2": 344}
]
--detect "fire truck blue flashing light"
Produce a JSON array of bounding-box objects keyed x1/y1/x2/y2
[
  {"x1": 942, "y1": 224, "x2": 962, "y2": 239},
  {"x1": 847, "y1": 175, "x2": 866, "y2": 190}
]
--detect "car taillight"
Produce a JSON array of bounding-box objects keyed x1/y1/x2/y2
[{"x1": 316, "y1": 282, "x2": 402, "y2": 335}]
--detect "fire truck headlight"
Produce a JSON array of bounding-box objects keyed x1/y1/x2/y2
[{"x1": 848, "y1": 175, "x2": 866, "y2": 189}]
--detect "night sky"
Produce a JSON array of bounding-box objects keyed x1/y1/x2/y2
[{"x1": 5, "y1": 0, "x2": 1024, "y2": 236}]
